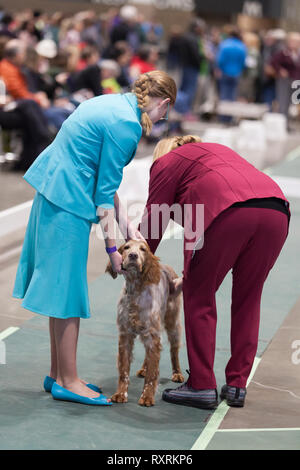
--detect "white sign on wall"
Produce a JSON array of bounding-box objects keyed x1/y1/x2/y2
[{"x1": 242, "y1": 1, "x2": 263, "y2": 17}]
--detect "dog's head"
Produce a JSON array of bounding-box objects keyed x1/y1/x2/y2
[{"x1": 105, "y1": 240, "x2": 161, "y2": 285}]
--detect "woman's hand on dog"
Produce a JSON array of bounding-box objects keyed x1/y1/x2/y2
[
  {"x1": 126, "y1": 223, "x2": 146, "y2": 242},
  {"x1": 109, "y1": 251, "x2": 127, "y2": 276}
]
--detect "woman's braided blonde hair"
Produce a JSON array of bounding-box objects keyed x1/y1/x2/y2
[
  {"x1": 153, "y1": 135, "x2": 202, "y2": 161},
  {"x1": 132, "y1": 70, "x2": 177, "y2": 136}
]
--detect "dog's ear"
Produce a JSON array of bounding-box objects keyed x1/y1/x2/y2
[
  {"x1": 141, "y1": 245, "x2": 161, "y2": 286},
  {"x1": 105, "y1": 261, "x2": 118, "y2": 279},
  {"x1": 105, "y1": 244, "x2": 126, "y2": 280},
  {"x1": 118, "y1": 243, "x2": 125, "y2": 255}
]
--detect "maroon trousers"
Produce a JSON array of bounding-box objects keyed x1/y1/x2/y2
[{"x1": 182, "y1": 206, "x2": 289, "y2": 389}]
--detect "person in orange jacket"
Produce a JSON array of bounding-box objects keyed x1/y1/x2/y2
[
  {"x1": 0, "y1": 39, "x2": 49, "y2": 107},
  {"x1": 0, "y1": 39, "x2": 72, "y2": 130}
]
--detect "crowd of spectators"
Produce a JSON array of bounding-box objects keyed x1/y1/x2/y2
[
  {"x1": 0, "y1": 5, "x2": 299, "y2": 171},
  {"x1": 168, "y1": 19, "x2": 300, "y2": 121}
]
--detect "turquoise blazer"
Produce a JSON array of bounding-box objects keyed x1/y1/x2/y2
[{"x1": 23, "y1": 92, "x2": 142, "y2": 222}]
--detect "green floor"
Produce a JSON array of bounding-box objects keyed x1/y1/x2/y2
[{"x1": 0, "y1": 155, "x2": 299, "y2": 450}]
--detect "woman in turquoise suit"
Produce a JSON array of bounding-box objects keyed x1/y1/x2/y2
[{"x1": 12, "y1": 71, "x2": 177, "y2": 406}]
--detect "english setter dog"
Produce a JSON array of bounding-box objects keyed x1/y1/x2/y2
[{"x1": 106, "y1": 239, "x2": 184, "y2": 406}]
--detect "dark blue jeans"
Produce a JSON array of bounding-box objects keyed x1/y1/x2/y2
[
  {"x1": 43, "y1": 107, "x2": 72, "y2": 130},
  {"x1": 261, "y1": 83, "x2": 276, "y2": 110},
  {"x1": 219, "y1": 75, "x2": 239, "y2": 101},
  {"x1": 175, "y1": 66, "x2": 199, "y2": 114},
  {"x1": 219, "y1": 75, "x2": 239, "y2": 122}
]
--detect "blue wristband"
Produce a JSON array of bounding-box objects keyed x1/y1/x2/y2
[{"x1": 106, "y1": 245, "x2": 117, "y2": 254}]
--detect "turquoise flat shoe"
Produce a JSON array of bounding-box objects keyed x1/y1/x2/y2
[
  {"x1": 51, "y1": 382, "x2": 112, "y2": 406},
  {"x1": 43, "y1": 376, "x2": 102, "y2": 394},
  {"x1": 43, "y1": 376, "x2": 55, "y2": 393}
]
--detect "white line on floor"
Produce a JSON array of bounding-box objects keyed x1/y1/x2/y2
[
  {"x1": 0, "y1": 326, "x2": 20, "y2": 341},
  {"x1": 217, "y1": 427, "x2": 300, "y2": 433},
  {"x1": 191, "y1": 357, "x2": 261, "y2": 451},
  {"x1": 0, "y1": 200, "x2": 32, "y2": 238},
  {"x1": 191, "y1": 401, "x2": 229, "y2": 451}
]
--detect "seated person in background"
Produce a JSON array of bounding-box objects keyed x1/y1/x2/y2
[
  {"x1": 129, "y1": 44, "x2": 158, "y2": 82},
  {"x1": 25, "y1": 42, "x2": 77, "y2": 114},
  {"x1": 99, "y1": 59, "x2": 121, "y2": 94},
  {"x1": 0, "y1": 39, "x2": 72, "y2": 131},
  {"x1": 0, "y1": 96, "x2": 51, "y2": 171},
  {"x1": 76, "y1": 43, "x2": 101, "y2": 71},
  {"x1": 110, "y1": 4, "x2": 146, "y2": 53},
  {"x1": 24, "y1": 42, "x2": 58, "y2": 102},
  {"x1": 0, "y1": 13, "x2": 17, "y2": 39},
  {"x1": 0, "y1": 39, "x2": 49, "y2": 106},
  {"x1": 68, "y1": 44, "x2": 103, "y2": 96},
  {"x1": 102, "y1": 41, "x2": 133, "y2": 89}
]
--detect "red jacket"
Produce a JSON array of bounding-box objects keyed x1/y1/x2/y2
[
  {"x1": 130, "y1": 56, "x2": 155, "y2": 74},
  {"x1": 138, "y1": 142, "x2": 288, "y2": 277},
  {"x1": 270, "y1": 48, "x2": 300, "y2": 80},
  {"x1": 0, "y1": 59, "x2": 38, "y2": 102}
]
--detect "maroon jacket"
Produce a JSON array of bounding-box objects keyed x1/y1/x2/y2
[
  {"x1": 138, "y1": 142, "x2": 288, "y2": 277},
  {"x1": 270, "y1": 48, "x2": 300, "y2": 79}
]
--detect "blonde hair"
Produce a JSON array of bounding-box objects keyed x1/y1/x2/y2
[
  {"x1": 132, "y1": 70, "x2": 177, "y2": 136},
  {"x1": 153, "y1": 135, "x2": 202, "y2": 161}
]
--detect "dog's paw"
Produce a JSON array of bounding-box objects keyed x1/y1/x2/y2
[
  {"x1": 138, "y1": 394, "x2": 155, "y2": 407},
  {"x1": 172, "y1": 372, "x2": 185, "y2": 383},
  {"x1": 111, "y1": 391, "x2": 128, "y2": 403},
  {"x1": 136, "y1": 368, "x2": 146, "y2": 378}
]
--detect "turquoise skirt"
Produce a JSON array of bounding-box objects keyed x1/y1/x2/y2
[{"x1": 12, "y1": 191, "x2": 92, "y2": 319}]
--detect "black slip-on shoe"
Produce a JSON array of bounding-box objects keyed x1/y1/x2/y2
[
  {"x1": 220, "y1": 384, "x2": 247, "y2": 407},
  {"x1": 162, "y1": 382, "x2": 218, "y2": 410}
]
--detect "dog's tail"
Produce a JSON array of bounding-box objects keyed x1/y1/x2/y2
[{"x1": 161, "y1": 265, "x2": 181, "y2": 297}]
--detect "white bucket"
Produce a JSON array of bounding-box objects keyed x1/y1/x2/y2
[
  {"x1": 263, "y1": 113, "x2": 287, "y2": 141},
  {"x1": 236, "y1": 120, "x2": 267, "y2": 150}
]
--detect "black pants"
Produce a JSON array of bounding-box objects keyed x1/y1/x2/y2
[{"x1": 0, "y1": 99, "x2": 51, "y2": 171}]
